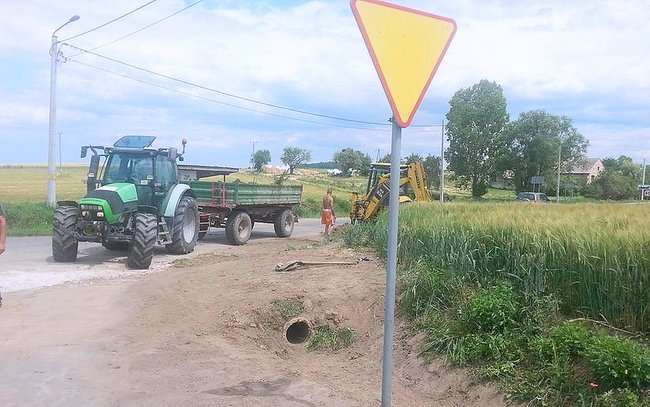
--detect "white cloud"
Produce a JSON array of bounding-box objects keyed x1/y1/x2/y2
[{"x1": 0, "y1": 0, "x2": 648, "y2": 167}]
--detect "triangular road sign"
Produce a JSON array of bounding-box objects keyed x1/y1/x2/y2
[{"x1": 351, "y1": 0, "x2": 456, "y2": 127}]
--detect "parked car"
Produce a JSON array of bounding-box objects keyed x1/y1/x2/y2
[{"x1": 515, "y1": 192, "x2": 551, "y2": 202}]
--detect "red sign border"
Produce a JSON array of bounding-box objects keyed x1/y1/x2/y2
[{"x1": 351, "y1": 0, "x2": 457, "y2": 127}]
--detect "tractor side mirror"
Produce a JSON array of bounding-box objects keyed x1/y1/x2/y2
[
  {"x1": 81, "y1": 146, "x2": 88, "y2": 158},
  {"x1": 180, "y1": 138, "x2": 187, "y2": 155},
  {"x1": 87, "y1": 155, "x2": 100, "y2": 194}
]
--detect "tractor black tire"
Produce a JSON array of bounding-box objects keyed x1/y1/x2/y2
[
  {"x1": 273, "y1": 208, "x2": 294, "y2": 238},
  {"x1": 52, "y1": 206, "x2": 79, "y2": 262},
  {"x1": 127, "y1": 213, "x2": 157, "y2": 269},
  {"x1": 225, "y1": 211, "x2": 252, "y2": 245},
  {"x1": 102, "y1": 241, "x2": 129, "y2": 251},
  {"x1": 166, "y1": 196, "x2": 199, "y2": 254}
]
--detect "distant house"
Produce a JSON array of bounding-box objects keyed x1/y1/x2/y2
[{"x1": 563, "y1": 158, "x2": 605, "y2": 183}]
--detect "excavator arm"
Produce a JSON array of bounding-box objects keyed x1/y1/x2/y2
[{"x1": 350, "y1": 161, "x2": 432, "y2": 223}]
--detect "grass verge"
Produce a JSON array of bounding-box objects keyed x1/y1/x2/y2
[{"x1": 342, "y1": 203, "x2": 650, "y2": 406}]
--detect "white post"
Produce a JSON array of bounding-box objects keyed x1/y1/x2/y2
[
  {"x1": 47, "y1": 16, "x2": 79, "y2": 206},
  {"x1": 47, "y1": 34, "x2": 59, "y2": 206},
  {"x1": 556, "y1": 141, "x2": 561, "y2": 203},
  {"x1": 440, "y1": 121, "x2": 445, "y2": 203},
  {"x1": 642, "y1": 158, "x2": 647, "y2": 201}
]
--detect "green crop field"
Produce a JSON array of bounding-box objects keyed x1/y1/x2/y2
[
  {"x1": 342, "y1": 201, "x2": 650, "y2": 405},
  {"x1": 0, "y1": 165, "x2": 359, "y2": 235}
]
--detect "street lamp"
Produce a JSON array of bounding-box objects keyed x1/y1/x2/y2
[{"x1": 48, "y1": 15, "x2": 80, "y2": 206}]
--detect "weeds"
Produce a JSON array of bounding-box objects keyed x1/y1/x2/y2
[
  {"x1": 307, "y1": 325, "x2": 356, "y2": 351},
  {"x1": 343, "y1": 202, "x2": 650, "y2": 406}
]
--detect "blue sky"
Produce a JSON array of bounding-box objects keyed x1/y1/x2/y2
[{"x1": 0, "y1": 0, "x2": 648, "y2": 169}]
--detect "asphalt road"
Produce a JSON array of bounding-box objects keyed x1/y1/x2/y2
[{"x1": 0, "y1": 218, "x2": 323, "y2": 294}]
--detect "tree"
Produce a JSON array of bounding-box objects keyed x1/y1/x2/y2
[
  {"x1": 423, "y1": 154, "x2": 442, "y2": 189},
  {"x1": 584, "y1": 171, "x2": 638, "y2": 200},
  {"x1": 333, "y1": 148, "x2": 371, "y2": 175},
  {"x1": 250, "y1": 149, "x2": 271, "y2": 172},
  {"x1": 404, "y1": 153, "x2": 423, "y2": 164},
  {"x1": 602, "y1": 156, "x2": 641, "y2": 179},
  {"x1": 585, "y1": 155, "x2": 642, "y2": 200},
  {"x1": 507, "y1": 110, "x2": 588, "y2": 192},
  {"x1": 281, "y1": 147, "x2": 311, "y2": 174},
  {"x1": 445, "y1": 80, "x2": 510, "y2": 197}
]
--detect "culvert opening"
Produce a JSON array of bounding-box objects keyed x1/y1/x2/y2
[{"x1": 284, "y1": 317, "x2": 312, "y2": 344}]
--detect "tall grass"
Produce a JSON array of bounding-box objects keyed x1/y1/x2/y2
[
  {"x1": 1, "y1": 202, "x2": 54, "y2": 236},
  {"x1": 353, "y1": 202, "x2": 650, "y2": 333}
]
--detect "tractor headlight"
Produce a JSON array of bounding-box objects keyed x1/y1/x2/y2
[
  {"x1": 81, "y1": 211, "x2": 89, "y2": 217},
  {"x1": 97, "y1": 212, "x2": 105, "y2": 218}
]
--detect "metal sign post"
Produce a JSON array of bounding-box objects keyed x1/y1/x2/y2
[
  {"x1": 380, "y1": 117, "x2": 402, "y2": 406},
  {"x1": 350, "y1": 2, "x2": 456, "y2": 405}
]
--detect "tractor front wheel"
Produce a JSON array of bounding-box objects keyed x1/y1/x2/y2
[
  {"x1": 52, "y1": 206, "x2": 79, "y2": 262},
  {"x1": 127, "y1": 213, "x2": 157, "y2": 269},
  {"x1": 166, "y1": 196, "x2": 199, "y2": 254}
]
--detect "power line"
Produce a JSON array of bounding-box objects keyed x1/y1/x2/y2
[
  {"x1": 70, "y1": 0, "x2": 204, "y2": 56},
  {"x1": 61, "y1": 0, "x2": 158, "y2": 42},
  {"x1": 68, "y1": 57, "x2": 392, "y2": 132},
  {"x1": 64, "y1": 44, "x2": 392, "y2": 127}
]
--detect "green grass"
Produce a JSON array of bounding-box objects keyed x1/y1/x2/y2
[
  {"x1": 341, "y1": 202, "x2": 650, "y2": 406},
  {"x1": 307, "y1": 325, "x2": 356, "y2": 351},
  {"x1": 1, "y1": 202, "x2": 54, "y2": 236},
  {"x1": 0, "y1": 165, "x2": 357, "y2": 234}
]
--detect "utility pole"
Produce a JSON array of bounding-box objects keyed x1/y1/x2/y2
[
  {"x1": 48, "y1": 15, "x2": 80, "y2": 206},
  {"x1": 556, "y1": 141, "x2": 561, "y2": 203},
  {"x1": 58, "y1": 131, "x2": 63, "y2": 175},
  {"x1": 440, "y1": 120, "x2": 445, "y2": 203},
  {"x1": 642, "y1": 158, "x2": 647, "y2": 201}
]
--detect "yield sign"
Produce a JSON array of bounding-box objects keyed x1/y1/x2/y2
[{"x1": 351, "y1": 0, "x2": 456, "y2": 127}]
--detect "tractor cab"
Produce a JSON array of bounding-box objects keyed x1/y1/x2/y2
[{"x1": 81, "y1": 136, "x2": 185, "y2": 208}]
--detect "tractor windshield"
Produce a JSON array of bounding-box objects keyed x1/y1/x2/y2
[
  {"x1": 103, "y1": 152, "x2": 176, "y2": 188},
  {"x1": 104, "y1": 153, "x2": 154, "y2": 185}
]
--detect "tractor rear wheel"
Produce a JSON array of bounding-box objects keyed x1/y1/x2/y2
[
  {"x1": 127, "y1": 213, "x2": 157, "y2": 269},
  {"x1": 225, "y1": 211, "x2": 252, "y2": 245},
  {"x1": 273, "y1": 208, "x2": 294, "y2": 238},
  {"x1": 166, "y1": 196, "x2": 199, "y2": 254},
  {"x1": 52, "y1": 206, "x2": 79, "y2": 262}
]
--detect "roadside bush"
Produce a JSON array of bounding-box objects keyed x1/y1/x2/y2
[
  {"x1": 584, "y1": 334, "x2": 650, "y2": 390},
  {"x1": 460, "y1": 283, "x2": 519, "y2": 334}
]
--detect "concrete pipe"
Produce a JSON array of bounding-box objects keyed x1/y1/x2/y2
[{"x1": 283, "y1": 317, "x2": 312, "y2": 344}]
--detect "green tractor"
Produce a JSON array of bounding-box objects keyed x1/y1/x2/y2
[{"x1": 52, "y1": 135, "x2": 199, "y2": 269}]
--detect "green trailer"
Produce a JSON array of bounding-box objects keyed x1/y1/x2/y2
[{"x1": 178, "y1": 165, "x2": 302, "y2": 245}]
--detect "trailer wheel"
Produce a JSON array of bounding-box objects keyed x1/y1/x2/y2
[
  {"x1": 273, "y1": 208, "x2": 294, "y2": 238},
  {"x1": 166, "y1": 196, "x2": 199, "y2": 254},
  {"x1": 52, "y1": 206, "x2": 79, "y2": 262},
  {"x1": 127, "y1": 213, "x2": 157, "y2": 269},
  {"x1": 225, "y1": 211, "x2": 252, "y2": 245}
]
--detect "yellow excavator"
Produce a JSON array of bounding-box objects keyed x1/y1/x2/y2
[{"x1": 350, "y1": 161, "x2": 432, "y2": 223}]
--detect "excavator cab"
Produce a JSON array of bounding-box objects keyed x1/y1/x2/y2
[{"x1": 350, "y1": 161, "x2": 432, "y2": 223}]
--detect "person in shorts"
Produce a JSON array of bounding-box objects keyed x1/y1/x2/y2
[{"x1": 321, "y1": 188, "x2": 336, "y2": 239}]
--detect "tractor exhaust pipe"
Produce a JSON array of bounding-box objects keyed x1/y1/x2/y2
[{"x1": 283, "y1": 317, "x2": 312, "y2": 344}]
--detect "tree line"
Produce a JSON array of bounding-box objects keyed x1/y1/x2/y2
[{"x1": 250, "y1": 79, "x2": 645, "y2": 200}]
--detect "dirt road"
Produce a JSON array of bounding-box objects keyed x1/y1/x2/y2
[{"x1": 0, "y1": 223, "x2": 507, "y2": 406}]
